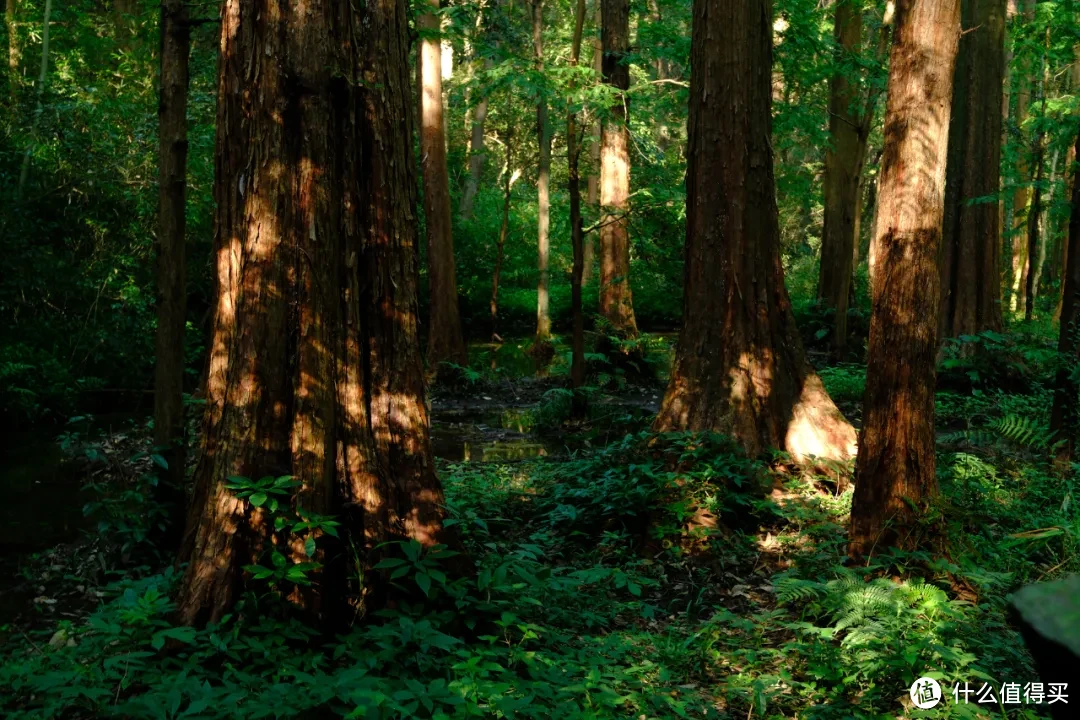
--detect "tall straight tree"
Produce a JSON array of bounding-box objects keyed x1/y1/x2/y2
[
  {"x1": 653, "y1": 0, "x2": 856, "y2": 461},
  {"x1": 533, "y1": 0, "x2": 553, "y2": 346},
  {"x1": 568, "y1": 0, "x2": 587, "y2": 409},
  {"x1": 153, "y1": 0, "x2": 191, "y2": 546},
  {"x1": 939, "y1": 0, "x2": 1005, "y2": 338},
  {"x1": 598, "y1": 0, "x2": 637, "y2": 336},
  {"x1": 850, "y1": 0, "x2": 961, "y2": 558},
  {"x1": 818, "y1": 0, "x2": 864, "y2": 357},
  {"x1": 419, "y1": 0, "x2": 467, "y2": 370},
  {"x1": 177, "y1": 0, "x2": 451, "y2": 627},
  {"x1": 1050, "y1": 127, "x2": 1080, "y2": 462}
]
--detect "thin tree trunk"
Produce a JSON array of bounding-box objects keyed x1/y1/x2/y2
[
  {"x1": 1033, "y1": 148, "x2": 1058, "y2": 302},
  {"x1": 599, "y1": 0, "x2": 637, "y2": 336},
  {"x1": 653, "y1": 0, "x2": 856, "y2": 462},
  {"x1": 583, "y1": 0, "x2": 601, "y2": 285},
  {"x1": 850, "y1": 0, "x2": 961, "y2": 559},
  {"x1": 491, "y1": 129, "x2": 518, "y2": 340},
  {"x1": 1050, "y1": 127, "x2": 1080, "y2": 463},
  {"x1": 818, "y1": 0, "x2": 863, "y2": 357},
  {"x1": 1054, "y1": 45, "x2": 1080, "y2": 322},
  {"x1": 153, "y1": 0, "x2": 191, "y2": 549},
  {"x1": 533, "y1": 0, "x2": 553, "y2": 346},
  {"x1": 15, "y1": 0, "x2": 50, "y2": 200},
  {"x1": 569, "y1": 0, "x2": 587, "y2": 413},
  {"x1": 938, "y1": 0, "x2": 1005, "y2": 339},
  {"x1": 4, "y1": 0, "x2": 18, "y2": 96},
  {"x1": 420, "y1": 0, "x2": 467, "y2": 371},
  {"x1": 1009, "y1": 0, "x2": 1036, "y2": 315},
  {"x1": 459, "y1": 55, "x2": 494, "y2": 219},
  {"x1": 1024, "y1": 59, "x2": 1047, "y2": 322},
  {"x1": 177, "y1": 0, "x2": 451, "y2": 628}
]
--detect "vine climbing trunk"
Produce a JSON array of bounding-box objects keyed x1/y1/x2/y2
[
  {"x1": 419, "y1": 0, "x2": 467, "y2": 372},
  {"x1": 653, "y1": 0, "x2": 856, "y2": 462},
  {"x1": 938, "y1": 0, "x2": 1005, "y2": 339},
  {"x1": 598, "y1": 0, "x2": 637, "y2": 336},
  {"x1": 153, "y1": 0, "x2": 191, "y2": 549},
  {"x1": 850, "y1": 0, "x2": 961, "y2": 559},
  {"x1": 177, "y1": 0, "x2": 452, "y2": 628}
]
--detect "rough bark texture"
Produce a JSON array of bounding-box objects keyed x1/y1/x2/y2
[
  {"x1": 1050, "y1": 128, "x2": 1080, "y2": 462},
  {"x1": 850, "y1": 0, "x2": 960, "y2": 559},
  {"x1": 533, "y1": 0, "x2": 553, "y2": 344},
  {"x1": 818, "y1": 0, "x2": 864, "y2": 357},
  {"x1": 177, "y1": 0, "x2": 449, "y2": 628},
  {"x1": 653, "y1": 0, "x2": 856, "y2": 462},
  {"x1": 938, "y1": 0, "x2": 1005, "y2": 338},
  {"x1": 459, "y1": 57, "x2": 493, "y2": 219},
  {"x1": 599, "y1": 0, "x2": 637, "y2": 336},
  {"x1": 569, "y1": 0, "x2": 586, "y2": 410},
  {"x1": 420, "y1": 0, "x2": 467, "y2": 371},
  {"x1": 153, "y1": 0, "x2": 191, "y2": 548}
]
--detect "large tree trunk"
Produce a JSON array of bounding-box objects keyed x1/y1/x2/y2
[
  {"x1": 533, "y1": 0, "x2": 553, "y2": 345},
  {"x1": 177, "y1": 0, "x2": 450, "y2": 628},
  {"x1": 818, "y1": 0, "x2": 864, "y2": 357},
  {"x1": 153, "y1": 0, "x2": 191, "y2": 548},
  {"x1": 569, "y1": 0, "x2": 587, "y2": 411},
  {"x1": 420, "y1": 0, "x2": 467, "y2": 371},
  {"x1": 1050, "y1": 129, "x2": 1080, "y2": 462},
  {"x1": 850, "y1": 0, "x2": 960, "y2": 559},
  {"x1": 938, "y1": 0, "x2": 1005, "y2": 338},
  {"x1": 598, "y1": 0, "x2": 637, "y2": 336},
  {"x1": 653, "y1": 0, "x2": 856, "y2": 462}
]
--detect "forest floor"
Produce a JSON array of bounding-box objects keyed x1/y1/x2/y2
[{"x1": 0, "y1": 335, "x2": 1073, "y2": 719}]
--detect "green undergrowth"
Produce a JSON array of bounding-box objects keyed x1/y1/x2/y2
[{"x1": 2, "y1": 424, "x2": 1077, "y2": 718}]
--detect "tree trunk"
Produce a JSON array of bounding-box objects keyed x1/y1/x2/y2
[
  {"x1": 533, "y1": 0, "x2": 553, "y2": 345},
  {"x1": 583, "y1": 0, "x2": 602, "y2": 286},
  {"x1": 1024, "y1": 103, "x2": 1046, "y2": 322},
  {"x1": 598, "y1": 0, "x2": 637, "y2": 336},
  {"x1": 1050, "y1": 128, "x2": 1080, "y2": 463},
  {"x1": 850, "y1": 0, "x2": 961, "y2": 559},
  {"x1": 1033, "y1": 148, "x2": 1058, "y2": 303},
  {"x1": 569, "y1": 0, "x2": 587, "y2": 413},
  {"x1": 15, "y1": 0, "x2": 50, "y2": 200},
  {"x1": 420, "y1": 0, "x2": 467, "y2": 371},
  {"x1": 458, "y1": 57, "x2": 492, "y2": 220},
  {"x1": 938, "y1": 0, "x2": 1005, "y2": 339},
  {"x1": 1, "y1": 0, "x2": 13, "y2": 104},
  {"x1": 177, "y1": 0, "x2": 450, "y2": 628},
  {"x1": 653, "y1": 0, "x2": 856, "y2": 462},
  {"x1": 818, "y1": 0, "x2": 864, "y2": 357},
  {"x1": 1009, "y1": 0, "x2": 1036, "y2": 315},
  {"x1": 492, "y1": 128, "x2": 518, "y2": 340},
  {"x1": 153, "y1": 0, "x2": 191, "y2": 549}
]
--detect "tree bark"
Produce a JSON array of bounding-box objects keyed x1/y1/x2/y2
[
  {"x1": 492, "y1": 128, "x2": 518, "y2": 340},
  {"x1": 938, "y1": 0, "x2": 1005, "y2": 339},
  {"x1": 850, "y1": 0, "x2": 961, "y2": 559},
  {"x1": 1009, "y1": 0, "x2": 1036, "y2": 315},
  {"x1": 420, "y1": 0, "x2": 467, "y2": 371},
  {"x1": 177, "y1": 0, "x2": 450, "y2": 628},
  {"x1": 818, "y1": 0, "x2": 864, "y2": 357},
  {"x1": 1024, "y1": 59, "x2": 1047, "y2": 322},
  {"x1": 533, "y1": 0, "x2": 553, "y2": 345},
  {"x1": 1050, "y1": 128, "x2": 1080, "y2": 463},
  {"x1": 569, "y1": 0, "x2": 587, "y2": 412},
  {"x1": 458, "y1": 57, "x2": 493, "y2": 219},
  {"x1": 599, "y1": 0, "x2": 637, "y2": 336},
  {"x1": 653, "y1": 0, "x2": 856, "y2": 462},
  {"x1": 153, "y1": 0, "x2": 191, "y2": 549}
]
